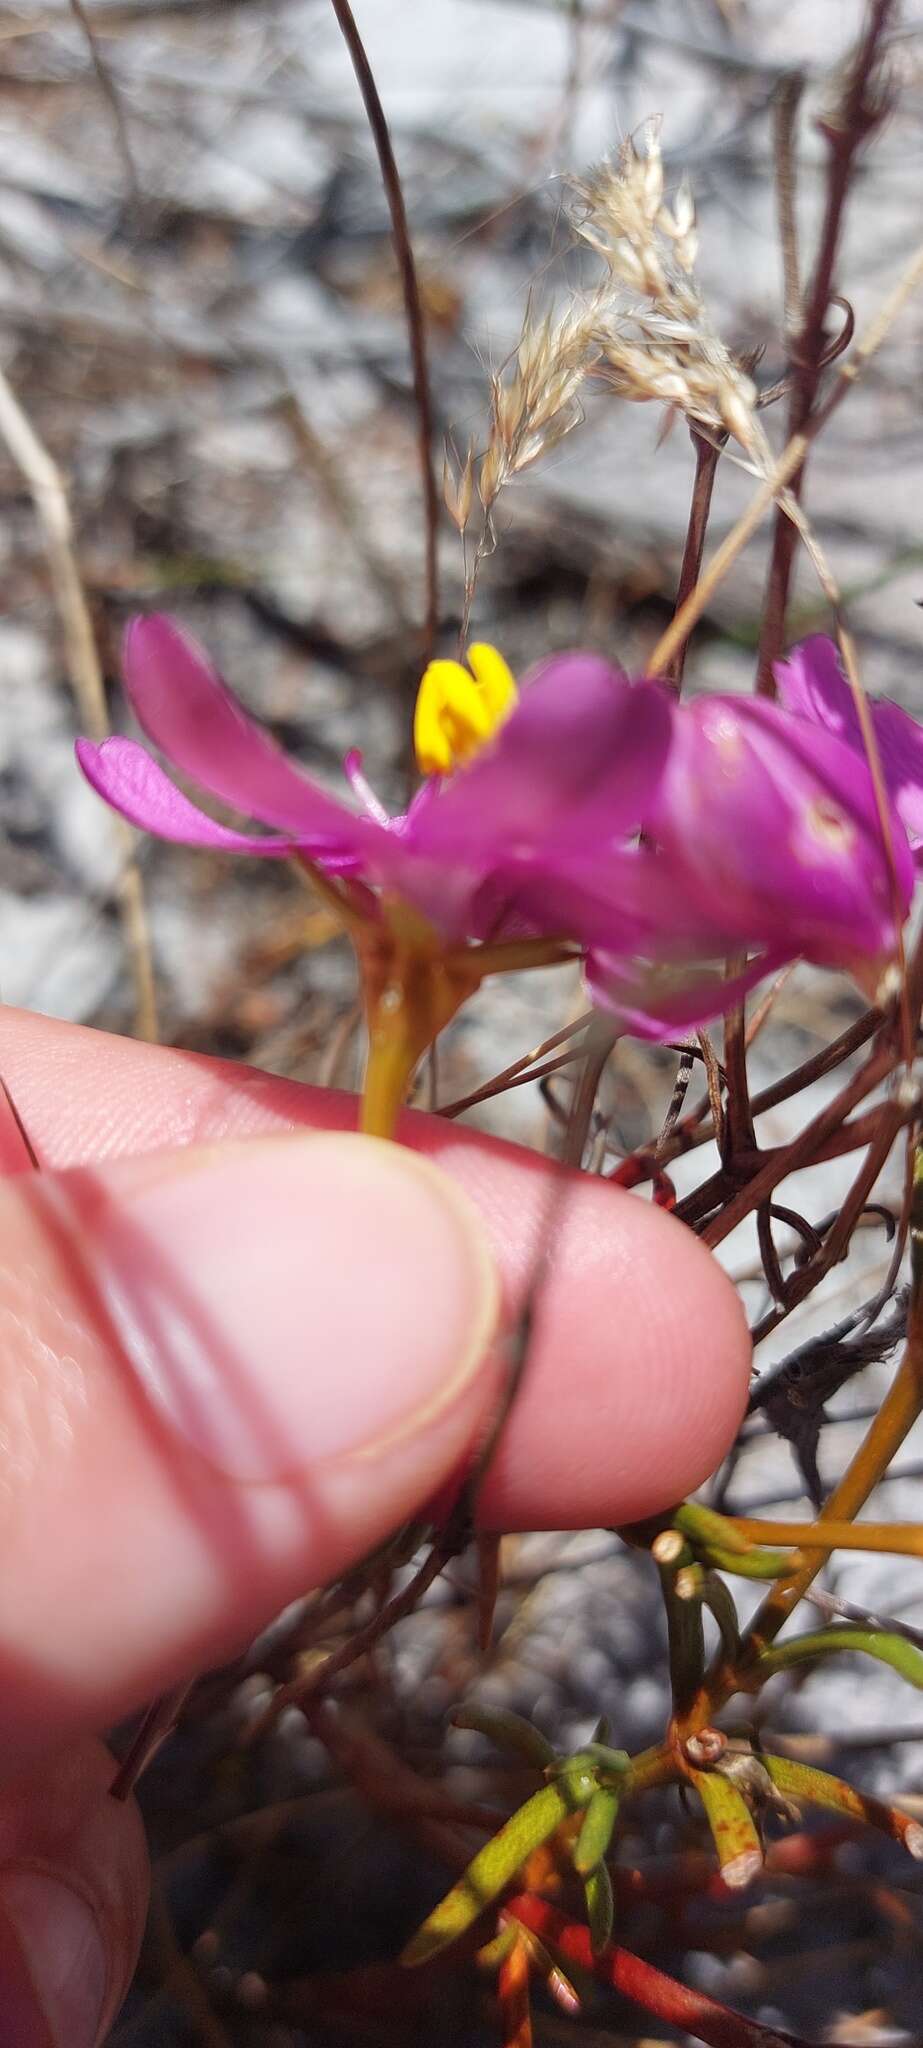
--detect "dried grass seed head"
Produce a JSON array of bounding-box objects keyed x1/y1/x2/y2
[{"x1": 570, "y1": 122, "x2": 759, "y2": 454}]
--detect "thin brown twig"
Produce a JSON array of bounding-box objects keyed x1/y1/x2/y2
[
  {"x1": 562, "y1": 1021, "x2": 617, "y2": 1169},
  {"x1": 741, "y1": 1007, "x2": 882, "y2": 1127},
  {"x1": 67, "y1": 0, "x2": 141, "y2": 206},
  {"x1": 251, "y1": 1535, "x2": 453, "y2": 1741},
  {"x1": 748, "y1": 1105, "x2": 908, "y2": 1345},
  {"x1": 438, "y1": 1015, "x2": 594, "y2": 1119},
  {"x1": 662, "y1": 430, "x2": 723, "y2": 689},
  {"x1": 0, "y1": 360, "x2": 157, "y2": 1039},
  {"x1": 328, "y1": 0, "x2": 439, "y2": 664},
  {"x1": 440, "y1": 1042, "x2": 591, "y2": 1120},
  {"x1": 755, "y1": 0, "x2": 896, "y2": 694},
  {"x1": 722, "y1": 967, "x2": 756, "y2": 1164},
  {"x1": 773, "y1": 72, "x2": 804, "y2": 337},
  {"x1": 756, "y1": 1205, "x2": 788, "y2": 1309},
  {"x1": 656, "y1": 1046, "x2": 696, "y2": 1146},
  {"x1": 686, "y1": 1018, "x2": 902, "y2": 1238}
]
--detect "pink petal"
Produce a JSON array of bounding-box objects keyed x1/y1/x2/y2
[
  {"x1": 124, "y1": 615, "x2": 363, "y2": 854},
  {"x1": 774, "y1": 635, "x2": 858, "y2": 743},
  {"x1": 777, "y1": 634, "x2": 923, "y2": 852},
  {"x1": 650, "y1": 694, "x2": 912, "y2": 969},
  {"x1": 411, "y1": 657, "x2": 672, "y2": 861},
  {"x1": 587, "y1": 948, "x2": 788, "y2": 1039},
  {"x1": 76, "y1": 737, "x2": 302, "y2": 854},
  {"x1": 868, "y1": 696, "x2": 923, "y2": 848}
]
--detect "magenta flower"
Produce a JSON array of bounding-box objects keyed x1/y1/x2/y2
[
  {"x1": 76, "y1": 615, "x2": 671, "y2": 956},
  {"x1": 76, "y1": 617, "x2": 913, "y2": 1047},
  {"x1": 775, "y1": 634, "x2": 923, "y2": 859},
  {"x1": 534, "y1": 680, "x2": 914, "y2": 1035},
  {"x1": 642, "y1": 688, "x2": 913, "y2": 993}
]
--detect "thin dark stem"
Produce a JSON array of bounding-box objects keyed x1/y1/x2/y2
[
  {"x1": 756, "y1": 1205, "x2": 787, "y2": 1308},
  {"x1": 748, "y1": 1108, "x2": 907, "y2": 1345},
  {"x1": 755, "y1": 0, "x2": 895, "y2": 693},
  {"x1": 110, "y1": 1684, "x2": 191, "y2": 1801},
  {"x1": 663, "y1": 432, "x2": 723, "y2": 690},
  {"x1": 722, "y1": 967, "x2": 756, "y2": 1164},
  {"x1": 744, "y1": 1006, "x2": 882, "y2": 1123},
  {"x1": 681, "y1": 1020, "x2": 902, "y2": 1240},
  {"x1": 657, "y1": 1047, "x2": 696, "y2": 1146},
  {"x1": 661, "y1": 1004, "x2": 882, "y2": 1172},
  {"x1": 562, "y1": 1023, "x2": 617, "y2": 1170},
  {"x1": 440, "y1": 1042, "x2": 590, "y2": 1119},
  {"x1": 0, "y1": 1076, "x2": 40, "y2": 1171},
  {"x1": 252, "y1": 1536, "x2": 452, "y2": 1739},
  {"x1": 773, "y1": 72, "x2": 805, "y2": 337},
  {"x1": 329, "y1": 0, "x2": 439, "y2": 663},
  {"x1": 438, "y1": 1014, "x2": 593, "y2": 1119},
  {"x1": 68, "y1": 0, "x2": 142, "y2": 207}
]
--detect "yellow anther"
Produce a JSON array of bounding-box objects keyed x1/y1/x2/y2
[
  {"x1": 466, "y1": 643, "x2": 518, "y2": 724},
  {"x1": 413, "y1": 644, "x2": 518, "y2": 777}
]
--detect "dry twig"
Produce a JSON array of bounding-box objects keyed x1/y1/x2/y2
[{"x1": 0, "y1": 359, "x2": 157, "y2": 1038}]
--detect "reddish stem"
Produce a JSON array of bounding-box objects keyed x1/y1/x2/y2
[
  {"x1": 507, "y1": 1895, "x2": 854, "y2": 2048},
  {"x1": 498, "y1": 1936, "x2": 533, "y2": 2048}
]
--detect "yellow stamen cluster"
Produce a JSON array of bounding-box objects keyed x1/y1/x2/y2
[{"x1": 413, "y1": 643, "x2": 518, "y2": 777}]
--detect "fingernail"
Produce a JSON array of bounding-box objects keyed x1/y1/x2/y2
[
  {"x1": 51, "y1": 1133, "x2": 498, "y2": 1482},
  {"x1": 0, "y1": 1869, "x2": 107, "y2": 2048}
]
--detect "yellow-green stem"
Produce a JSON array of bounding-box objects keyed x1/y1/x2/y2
[
  {"x1": 359, "y1": 934, "x2": 480, "y2": 1140},
  {"x1": 360, "y1": 1010, "x2": 425, "y2": 1139},
  {"x1": 684, "y1": 1147, "x2": 923, "y2": 1732},
  {"x1": 358, "y1": 927, "x2": 578, "y2": 1139},
  {"x1": 724, "y1": 1517, "x2": 923, "y2": 1559},
  {"x1": 743, "y1": 1254, "x2": 923, "y2": 1651}
]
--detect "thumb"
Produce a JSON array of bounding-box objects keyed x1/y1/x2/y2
[
  {"x1": 0, "y1": 1739, "x2": 147, "y2": 2048},
  {"x1": 0, "y1": 1130, "x2": 499, "y2": 1754}
]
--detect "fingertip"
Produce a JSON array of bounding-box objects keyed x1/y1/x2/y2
[{"x1": 460, "y1": 1164, "x2": 751, "y2": 1530}]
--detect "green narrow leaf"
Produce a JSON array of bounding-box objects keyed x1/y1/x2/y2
[
  {"x1": 703, "y1": 1543, "x2": 797, "y2": 1580},
  {"x1": 762, "y1": 1752, "x2": 923, "y2": 1858},
  {"x1": 702, "y1": 1570, "x2": 742, "y2": 1661},
  {"x1": 582, "y1": 1741, "x2": 631, "y2": 1777},
  {"x1": 584, "y1": 1858, "x2": 615, "y2": 1955},
  {"x1": 573, "y1": 1786, "x2": 620, "y2": 1875},
  {"x1": 759, "y1": 1625, "x2": 923, "y2": 1689},
  {"x1": 652, "y1": 1532, "x2": 706, "y2": 1715},
  {"x1": 691, "y1": 1769, "x2": 763, "y2": 1890},
  {"x1": 451, "y1": 1702, "x2": 556, "y2": 1770},
  {"x1": 402, "y1": 1781, "x2": 573, "y2": 1967},
  {"x1": 674, "y1": 1502, "x2": 754, "y2": 1556},
  {"x1": 475, "y1": 1922, "x2": 519, "y2": 1972}
]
